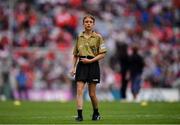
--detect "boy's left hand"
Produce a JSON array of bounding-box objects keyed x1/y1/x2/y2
[{"x1": 80, "y1": 58, "x2": 92, "y2": 64}]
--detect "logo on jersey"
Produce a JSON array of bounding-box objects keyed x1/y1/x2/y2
[{"x1": 100, "y1": 43, "x2": 106, "y2": 49}]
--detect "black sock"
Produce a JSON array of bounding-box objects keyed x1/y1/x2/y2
[
  {"x1": 93, "y1": 108, "x2": 99, "y2": 115},
  {"x1": 77, "y1": 109, "x2": 82, "y2": 117}
]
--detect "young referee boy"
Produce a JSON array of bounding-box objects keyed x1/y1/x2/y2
[{"x1": 70, "y1": 14, "x2": 107, "y2": 121}]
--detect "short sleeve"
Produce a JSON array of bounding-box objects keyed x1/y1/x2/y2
[
  {"x1": 73, "y1": 38, "x2": 78, "y2": 56},
  {"x1": 98, "y1": 36, "x2": 107, "y2": 54}
]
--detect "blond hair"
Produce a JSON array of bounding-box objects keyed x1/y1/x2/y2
[{"x1": 83, "y1": 14, "x2": 95, "y2": 23}]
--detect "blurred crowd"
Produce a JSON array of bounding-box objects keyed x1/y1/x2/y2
[{"x1": 0, "y1": 0, "x2": 179, "y2": 100}]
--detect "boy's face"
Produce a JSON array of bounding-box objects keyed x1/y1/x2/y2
[{"x1": 83, "y1": 17, "x2": 94, "y2": 31}]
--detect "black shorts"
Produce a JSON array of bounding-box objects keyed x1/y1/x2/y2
[{"x1": 75, "y1": 56, "x2": 100, "y2": 83}]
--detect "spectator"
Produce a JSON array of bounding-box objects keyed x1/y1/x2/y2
[
  {"x1": 116, "y1": 42, "x2": 129, "y2": 100},
  {"x1": 129, "y1": 45, "x2": 145, "y2": 101},
  {"x1": 16, "y1": 67, "x2": 28, "y2": 100}
]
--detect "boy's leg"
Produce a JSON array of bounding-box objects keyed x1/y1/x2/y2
[
  {"x1": 88, "y1": 83, "x2": 100, "y2": 120},
  {"x1": 76, "y1": 81, "x2": 85, "y2": 121}
]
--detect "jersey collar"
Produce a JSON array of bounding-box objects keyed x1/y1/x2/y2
[{"x1": 79, "y1": 31, "x2": 96, "y2": 38}]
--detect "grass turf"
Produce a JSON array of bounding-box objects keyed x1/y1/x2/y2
[{"x1": 0, "y1": 101, "x2": 180, "y2": 124}]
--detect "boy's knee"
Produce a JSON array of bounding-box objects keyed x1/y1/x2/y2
[{"x1": 89, "y1": 93, "x2": 96, "y2": 99}]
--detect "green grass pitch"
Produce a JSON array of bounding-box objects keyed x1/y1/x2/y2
[{"x1": 0, "y1": 101, "x2": 180, "y2": 124}]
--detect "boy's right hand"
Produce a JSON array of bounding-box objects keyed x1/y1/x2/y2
[{"x1": 70, "y1": 68, "x2": 76, "y2": 77}]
